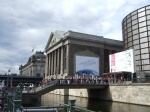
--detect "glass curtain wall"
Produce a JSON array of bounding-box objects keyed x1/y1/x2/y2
[{"x1": 122, "y1": 5, "x2": 150, "y2": 75}]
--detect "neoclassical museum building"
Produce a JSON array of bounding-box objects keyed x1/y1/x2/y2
[
  {"x1": 122, "y1": 5, "x2": 150, "y2": 77},
  {"x1": 45, "y1": 30, "x2": 123, "y2": 79},
  {"x1": 19, "y1": 51, "x2": 46, "y2": 77}
]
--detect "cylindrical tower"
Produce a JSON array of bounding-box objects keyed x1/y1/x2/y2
[{"x1": 122, "y1": 5, "x2": 150, "y2": 76}]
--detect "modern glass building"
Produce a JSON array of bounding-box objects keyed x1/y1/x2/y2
[{"x1": 122, "y1": 5, "x2": 150, "y2": 77}]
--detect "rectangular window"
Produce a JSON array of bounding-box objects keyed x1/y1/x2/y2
[
  {"x1": 147, "y1": 20, "x2": 150, "y2": 25},
  {"x1": 127, "y1": 27, "x2": 131, "y2": 32},
  {"x1": 134, "y1": 44, "x2": 140, "y2": 49},
  {"x1": 132, "y1": 24, "x2": 138, "y2": 30},
  {"x1": 140, "y1": 32, "x2": 147, "y2": 37},
  {"x1": 132, "y1": 14, "x2": 137, "y2": 20},
  {"x1": 135, "y1": 55, "x2": 140, "y2": 60},
  {"x1": 139, "y1": 16, "x2": 146, "y2": 22},
  {"x1": 141, "y1": 59, "x2": 149, "y2": 64},
  {"x1": 127, "y1": 23, "x2": 131, "y2": 28},
  {"x1": 148, "y1": 26, "x2": 150, "y2": 30},
  {"x1": 139, "y1": 27, "x2": 147, "y2": 32},
  {"x1": 133, "y1": 34, "x2": 139, "y2": 40},
  {"x1": 148, "y1": 30, "x2": 150, "y2": 35},
  {"x1": 128, "y1": 36, "x2": 132, "y2": 42},
  {"x1": 142, "y1": 65, "x2": 150, "y2": 70},
  {"x1": 140, "y1": 42, "x2": 148, "y2": 48},
  {"x1": 141, "y1": 48, "x2": 148, "y2": 54},
  {"x1": 127, "y1": 18, "x2": 131, "y2": 23},
  {"x1": 132, "y1": 19, "x2": 138, "y2": 25},
  {"x1": 132, "y1": 11, "x2": 137, "y2": 16},
  {"x1": 146, "y1": 10, "x2": 150, "y2": 15},
  {"x1": 128, "y1": 41, "x2": 132, "y2": 47},
  {"x1": 133, "y1": 39, "x2": 139, "y2": 45},
  {"x1": 140, "y1": 37, "x2": 148, "y2": 43},
  {"x1": 138, "y1": 11, "x2": 145, "y2": 17},
  {"x1": 139, "y1": 21, "x2": 146, "y2": 27},
  {"x1": 138, "y1": 8, "x2": 145, "y2": 12},
  {"x1": 127, "y1": 14, "x2": 131, "y2": 19},
  {"x1": 141, "y1": 54, "x2": 149, "y2": 59},
  {"x1": 128, "y1": 32, "x2": 132, "y2": 37},
  {"x1": 135, "y1": 50, "x2": 140, "y2": 55},
  {"x1": 133, "y1": 29, "x2": 139, "y2": 35},
  {"x1": 147, "y1": 15, "x2": 150, "y2": 20}
]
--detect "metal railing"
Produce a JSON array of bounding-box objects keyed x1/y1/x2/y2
[
  {"x1": 23, "y1": 77, "x2": 150, "y2": 94},
  {"x1": 21, "y1": 100, "x2": 96, "y2": 112},
  {"x1": 0, "y1": 88, "x2": 22, "y2": 112},
  {"x1": 0, "y1": 88, "x2": 96, "y2": 112}
]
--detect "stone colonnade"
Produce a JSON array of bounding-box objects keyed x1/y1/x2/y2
[{"x1": 46, "y1": 45, "x2": 68, "y2": 78}]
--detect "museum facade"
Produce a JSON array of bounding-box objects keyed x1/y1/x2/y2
[
  {"x1": 45, "y1": 30, "x2": 123, "y2": 78},
  {"x1": 19, "y1": 51, "x2": 46, "y2": 77}
]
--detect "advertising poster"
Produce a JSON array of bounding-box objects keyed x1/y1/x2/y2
[
  {"x1": 109, "y1": 49, "x2": 135, "y2": 73},
  {"x1": 76, "y1": 55, "x2": 99, "y2": 77}
]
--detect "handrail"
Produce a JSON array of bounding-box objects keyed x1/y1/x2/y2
[
  {"x1": 73, "y1": 106, "x2": 95, "y2": 112},
  {"x1": 23, "y1": 77, "x2": 150, "y2": 95},
  {"x1": 21, "y1": 103, "x2": 96, "y2": 112}
]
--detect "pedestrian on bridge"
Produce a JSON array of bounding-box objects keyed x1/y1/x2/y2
[{"x1": 67, "y1": 77, "x2": 71, "y2": 84}]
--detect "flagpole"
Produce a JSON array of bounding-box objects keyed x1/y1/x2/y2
[{"x1": 31, "y1": 47, "x2": 34, "y2": 55}]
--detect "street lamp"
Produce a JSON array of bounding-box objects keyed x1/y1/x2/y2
[{"x1": 7, "y1": 68, "x2": 12, "y2": 88}]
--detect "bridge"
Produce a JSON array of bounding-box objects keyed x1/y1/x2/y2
[
  {"x1": 22, "y1": 80, "x2": 109, "y2": 96},
  {"x1": 0, "y1": 75, "x2": 43, "y2": 85}
]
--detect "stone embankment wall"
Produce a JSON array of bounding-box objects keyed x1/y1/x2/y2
[
  {"x1": 51, "y1": 83, "x2": 150, "y2": 106},
  {"x1": 95, "y1": 84, "x2": 150, "y2": 106}
]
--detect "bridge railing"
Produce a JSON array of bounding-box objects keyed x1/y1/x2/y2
[
  {"x1": 23, "y1": 80, "x2": 58, "y2": 93},
  {"x1": 24, "y1": 78, "x2": 109, "y2": 93},
  {"x1": 23, "y1": 77, "x2": 150, "y2": 93}
]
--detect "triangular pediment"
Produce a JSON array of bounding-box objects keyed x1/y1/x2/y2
[
  {"x1": 49, "y1": 35, "x2": 60, "y2": 47},
  {"x1": 45, "y1": 30, "x2": 66, "y2": 50}
]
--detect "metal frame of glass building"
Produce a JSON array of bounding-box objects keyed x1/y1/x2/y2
[{"x1": 122, "y1": 5, "x2": 150, "y2": 77}]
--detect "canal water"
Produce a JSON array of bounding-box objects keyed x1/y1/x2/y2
[{"x1": 29, "y1": 93, "x2": 150, "y2": 112}]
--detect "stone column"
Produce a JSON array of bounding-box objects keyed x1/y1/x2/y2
[
  {"x1": 32, "y1": 66, "x2": 34, "y2": 77},
  {"x1": 51, "y1": 51, "x2": 54, "y2": 75},
  {"x1": 66, "y1": 45, "x2": 69, "y2": 76},
  {"x1": 49, "y1": 53, "x2": 51, "y2": 76},
  {"x1": 60, "y1": 46, "x2": 64, "y2": 75},
  {"x1": 45, "y1": 54, "x2": 49, "y2": 77},
  {"x1": 54, "y1": 51, "x2": 56, "y2": 75},
  {"x1": 57, "y1": 48, "x2": 60, "y2": 75}
]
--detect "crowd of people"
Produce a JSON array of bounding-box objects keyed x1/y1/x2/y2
[{"x1": 38, "y1": 75, "x2": 127, "y2": 86}]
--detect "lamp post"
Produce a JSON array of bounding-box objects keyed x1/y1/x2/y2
[{"x1": 7, "y1": 68, "x2": 12, "y2": 88}]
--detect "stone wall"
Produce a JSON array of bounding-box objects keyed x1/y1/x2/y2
[{"x1": 51, "y1": 84, "x2": 150, "y2": 106}]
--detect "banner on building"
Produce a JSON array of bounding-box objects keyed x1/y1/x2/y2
[
  {"x1": 76, "y1": 55, "x2": 99, "y2": 77},
  {"x1": 109, "y1": 49, "x2": 135, "y2": 73}
]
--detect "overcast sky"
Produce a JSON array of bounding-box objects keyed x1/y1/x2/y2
[{"x1": 0, "y1": 0, "x2": 149, "y2": 74}]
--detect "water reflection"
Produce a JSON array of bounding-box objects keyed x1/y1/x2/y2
[{"x1": 38, "y1": 93, "x2": 150, "y2": 112}]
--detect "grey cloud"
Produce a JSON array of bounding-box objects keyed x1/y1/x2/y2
[{"x1": 0, "y1": 0, "x2": 149, "y2": 74}]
